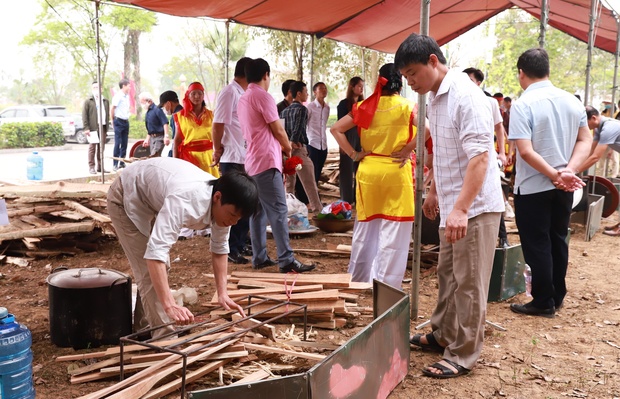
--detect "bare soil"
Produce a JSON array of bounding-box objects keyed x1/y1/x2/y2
[{"x1": 3, "y1": 213, "x2": 620, "y2": 398}]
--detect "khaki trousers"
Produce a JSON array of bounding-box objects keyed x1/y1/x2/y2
[
  {"x1": 430, "y1": 212, "x2": 501, "y2": 370},
  {"x1": 285, "y1": 146, "x2": 323, "y2": 211},
  {"x1": 107, "y1": 177, "x2": 175, "y2": 339}
]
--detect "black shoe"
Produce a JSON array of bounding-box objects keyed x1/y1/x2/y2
[
  {"x1": 240, "y1": 246, "x2": 253, "y2": 257},
  {"x1": 228, "y1": 253, "x2": 249, "y2": 264},
  {"x1": 280, "y1": 259, "x2": 315, "y2": 273},
  {"x1": 510, "y1": 302, "x2": 555, "y2": 318},
  {"x1": 498, "y1": 238, "x2": 509, "y2": 248},
  {"x1": 96, "y1": 168, "x2": 111, "y2": 173},
  {"x1": 253, "y1": 257, "x2": 277, "y2": 270}
]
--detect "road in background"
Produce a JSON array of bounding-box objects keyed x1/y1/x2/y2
[{"x1": 0, "y1": 141, "x2": 125, "y2": 185}]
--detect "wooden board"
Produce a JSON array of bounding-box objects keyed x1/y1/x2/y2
[
  {"x1": 231, "y1": 271, "x2": 352, "y2": 288},
  {"x1": 244, "y1": 342, "x2": 326, "y2": 361}
]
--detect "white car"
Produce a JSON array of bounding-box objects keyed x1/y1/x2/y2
[{"x1": 0, "y1": 105, "x2": 75, "y2": 139}]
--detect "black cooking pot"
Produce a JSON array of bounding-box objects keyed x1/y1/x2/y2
[{"x1": 47, "y1": 267, "x2": 132, "y2": 349}]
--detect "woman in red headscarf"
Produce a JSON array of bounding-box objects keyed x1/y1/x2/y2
[
  {"x1": 172, "y1": 82, "x2": 219, "y2": 177},
  {"x1": 330, "y1": 63, "x2": 430, "y2": 289}
]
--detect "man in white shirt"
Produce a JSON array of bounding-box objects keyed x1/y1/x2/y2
[
  {"x1": 111, "y1": 78, "x2": 131, "y2": 171},
  {"x1": 212, "y1": 57, "x2": 252, "y2": 264},
  {"x1": 396, "y1": 33, "x2": 504, "y2": 379},
  {"x1": 306, "y1": 82, "x2": 330, "y2": 184},
  {"x1": 107, "y1": 157, "x2": 258, "y2": 338}
]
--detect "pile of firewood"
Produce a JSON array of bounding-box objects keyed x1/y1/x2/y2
[
  {"x1": 57, "y1": 314, "x2": 337, "y2": 398},
  {"x1": 209, "y1": 271, "x2": 373, "y2": 329},
  {"x1": 0, "y1": 181, "x2": 114, "y2": 261}
]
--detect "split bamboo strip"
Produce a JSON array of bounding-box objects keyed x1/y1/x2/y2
[{"x1": 244, "y1": 343, "x2": 326, "y2": 361}]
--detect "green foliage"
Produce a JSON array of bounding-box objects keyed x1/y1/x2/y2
[
  {"x1": 102, "y1": 7, "x2": 156, "y2": 32},
  {"x1": 485, "y1": 8, "x2": 617, "y2": 103},
  {"x1": 0, "y1": 122, "x2": 65, "y2": 149},
  {"x1": 159, "y1": 21, "x2": 250, "y2": 109},
  {"x1": 128, "y1": 115, "x2": 147, "y2": 140}
]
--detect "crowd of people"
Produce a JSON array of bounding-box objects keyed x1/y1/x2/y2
[{"x1": 95, "y1": 33, "x2": 617, "y2": 379}]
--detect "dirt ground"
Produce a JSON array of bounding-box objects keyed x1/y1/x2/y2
[{"x1": 3, "y1": 211, "x2": 620, "y2": 398}]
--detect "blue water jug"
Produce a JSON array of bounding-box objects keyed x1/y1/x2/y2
[
  {"x1": 0, "y1": 308, "x2": 35, "y2": 399},
  {"x1": 26, "y1": 152, "x2": 43, "y2": 181}
]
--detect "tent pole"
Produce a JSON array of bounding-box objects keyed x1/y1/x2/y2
[
  {"x1": 225, "y1": 20, "x2": 230, "y2": 85},
  {"x1": 361, "y1": 48, "x2": 366, "y2": 97},
  {"x1": 410, "y1": 0, "x2": 430, "y2": 321},
  {"x1": 310, "y1": 34, "x2": 315, "y2": 92},
  {"x1": 539, "y1": 0, "x2": 549, "y2": 47},
  {"x1": 611, "y1": 13, "x2": 620, "y2": 117},
  {"x1": 95, "y1": 0, "x2": 105, "y2": 183},
  {"x1": 585, "y1": 0, "x2": 599, "y2": 106}
]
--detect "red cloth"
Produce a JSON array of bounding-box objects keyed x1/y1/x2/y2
[
  {"x1": 352, "y1": 76, "x2": 388, "y2": 129},
  {"x1": 181, "y1": 82, "x2": 205, "y2": 125}
]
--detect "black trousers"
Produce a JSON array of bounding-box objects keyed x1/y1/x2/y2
[
  {"x1": 514, "y1": 188, "x2": 573, "y2": 309},
  {"x1": 307, "y1": 145, "x2": 328, "y2": 184},
  {"x1": 220, "y1": 162, "x2": 250, "y2": 255}
]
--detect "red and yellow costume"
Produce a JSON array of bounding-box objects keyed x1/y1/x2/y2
[{"x1": 173, "y1": 82, "x2": 220, "y2": 177}]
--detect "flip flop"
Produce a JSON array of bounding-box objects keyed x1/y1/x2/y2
[
  {"x1": 422, "y1": 359, "x2": 470, "y2": 379},
  {"x1": 603, "y1": 227, "x2": 620, "y2": 236},
  {"x1": 604, "y1": 222, "x2": 620, "y2": 231},
  {"x1": 409, "y1": 333, "x2": 445, "y2": 353}
]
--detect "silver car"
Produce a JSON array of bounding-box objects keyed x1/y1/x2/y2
[{"x1": 0, "y1": 105, "x2": 74, "y2": 139}]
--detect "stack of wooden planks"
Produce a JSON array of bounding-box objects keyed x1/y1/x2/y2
[
  {"x1": 0, "y1": 181, "x2": 114, "y2": 260},
  {"x1": 210, "y1": 271, "x2": 373, "y2": 329},
  {"x1": 57, "y1": 319, "x2": 333, "y2": 398}
]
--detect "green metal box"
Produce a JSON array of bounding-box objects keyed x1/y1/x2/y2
[{"x1": 488, "y1": 244, "x2": 526, "y2": 302}]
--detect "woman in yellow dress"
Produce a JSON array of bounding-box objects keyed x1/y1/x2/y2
[
  {"x1": 172, "y1": 82, "x2": 219, "y2": 177},
  {"x1": 330, "y1": 63, "x2": 429, "y2": 288}
]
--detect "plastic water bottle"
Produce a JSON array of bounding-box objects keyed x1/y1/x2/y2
[
  {"x1": 0, "y1": 307, "x2": 35, "y2": 399},
  {"x1": 523, "y1": 264, "x2": 532, "y2": 297},
  {"x1": 26, "y1": 152, "x2": 43, "y2": 180}
]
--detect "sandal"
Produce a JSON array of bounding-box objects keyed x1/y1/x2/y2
[
  {"x1": 409, "y1": 333, "x2": 445, "y2": 353},
  {"x1": 422, "y1": 359, "x2": 470, "y2": 379}
]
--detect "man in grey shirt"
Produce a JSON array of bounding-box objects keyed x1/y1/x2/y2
[
  {"x1": 107, "y1": 157, "x2": 258, "y2": 338},
  {"x1": 576, "y1": 105, "x2": 620, "y2": 235}
]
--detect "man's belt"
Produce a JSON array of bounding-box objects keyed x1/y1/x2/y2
[{"x1": 148, "y1": 132, "x2": 165, "y2": 137}]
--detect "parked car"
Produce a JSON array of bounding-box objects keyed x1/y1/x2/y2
[
  {"x1": 69, "y1": 113, "x2": 112, "y2": 144},
  {"x1": 0, "y1": 105, "x2": 74, "y2": 139}
]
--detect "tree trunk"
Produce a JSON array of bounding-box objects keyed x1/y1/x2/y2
[
  {"x1": 130, "y1": 30, "x2": 142, "y2": 119},
  {"x1": 369, "y1": 51, "x2": 379, "y2": 90}
]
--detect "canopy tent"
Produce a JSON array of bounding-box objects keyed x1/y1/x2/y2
[{"x1": 110, "y1": 0, "x2": 618, "y2": 53}]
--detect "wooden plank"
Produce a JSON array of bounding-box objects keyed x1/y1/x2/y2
[
  {"x1": 0, "y1": 181, "x2": 110, "y2": 199},
  {"x1": 104, "y1": 340, "x2": 237, "y2": 399},
  {"x1": 0, "y1": 221, "x2": 95, "y2": 243},
  {"x1": 215, "y1": 284, "x2": 324, "y2": 300},
  {"x1": 56, "y1": 330, "x2": 233, "y2": 362},
  {"x1": 69, "y1": 355, "x2": 128, "y2": 376},
  {"x1": 278, "y1": 340, "x2": 340, "y2": 351},
  {"x1": 231, "y1": 271, "x2": 352, "y2": 288},
  {"x1": 62, "y1": 200, "x2": 111, "y2": 223},
  {"x1": 50, "y1": 210, "x2": 88, "y2": 221},
  {"x1": 6, "y1": 204, "x2": 66, "y2": 217},
  {"x1": 231, "y1": 313, "x2": 276, "y2": 342},
  {"x1": 20, "y1": 214, "x2": 52, "y2": 228},
  {"x1": 234, "y1": 369, "x2": 271, "y2": 384},
  {"x1": 213, "y1": 289, "x2": 340, "y2": 304},
  {"x1": 293, "y1": 248, "x2": 350, "y2": 256},
  {"x1": 312, "y1": 318, "x2": 347, "y2": 329},
  {"x1": 244, "y1": 342, "x2": 326, "y2": 361},
  {"x1": 21, "y1": 237, "x2": 40, "y2": 250},
  {"x1": 129, "y1": 345, "x2": 246, "y2": 363},
  {"x1": 141, "y1": 360, "x2": 229, "y2": 399},
  {"x1": 338, "y1": 292, "x2": 359, "y2": 302},
  {"x1": 236, "y1": 279, "x2": 288, "y2": 289}
]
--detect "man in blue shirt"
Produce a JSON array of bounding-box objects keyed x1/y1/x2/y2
[
  {"x1": 509, "y1": 48, "x2": 591, "y2": 318},
  {"x1": 139, "y1": 92, "x2": 170, "y2": 157},
  {"x1": 576, "y1": 106, "x2": 620, "y2": 235}
]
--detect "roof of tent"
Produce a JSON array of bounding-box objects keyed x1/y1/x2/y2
[{"x1": 110, "y1": 0, "x2": 619, "y2": 53}]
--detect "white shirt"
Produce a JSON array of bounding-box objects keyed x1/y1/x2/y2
[
  {"x1": 112, "y1": 91, "x2": 130, "y2": 120},
  {"x1": 306, "y1": 99, "x2": 330, "y2": 150},
  {"x1": 428, "y1": 69, "x2": 504, "y2": 227},
  {"x1": 213, "y1": 80, "x2": 246, "y2": 164},
  {"x1": 488, "y1": 97, "x2": 502, "y2": 125},
  {"x1": 119, "y1": 157, "x2": 230, "y2": 262}
]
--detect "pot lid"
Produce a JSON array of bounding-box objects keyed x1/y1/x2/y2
[{"x1": 47, "y1": 268, "x2": 130, "y2": 289}]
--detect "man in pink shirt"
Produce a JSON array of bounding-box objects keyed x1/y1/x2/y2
[{"x1": 237, "y1": 58, "x2": 315, "y2": 273}]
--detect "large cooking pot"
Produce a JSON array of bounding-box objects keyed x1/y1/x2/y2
[{"x1": 47, "y1": 267, "x2": 132, "y2": 349}]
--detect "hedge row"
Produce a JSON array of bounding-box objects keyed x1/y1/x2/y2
[{"x1": 0, "y1": 122, "x2": 65, "y2": 149}]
